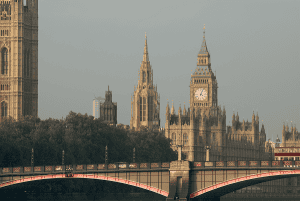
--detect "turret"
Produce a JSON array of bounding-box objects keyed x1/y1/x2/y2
[
  {"x1": 178, "y1": 105, "x2": 182, "y2": 116},
  {"x1": 190, "y1": 107, "x2": 194, "y2": 121},
  {"x1": 218, "y1": 112, "x2": 222, "y2": 126},
  {"x1": 282, "y1": 124, "x2": 286, "y2": 145},
  {"x1": 183, "y1": 104, "x2": 187, "y2": 115},
  {"x1": 275, "y1": 135, "x2": 280, "y2": 147},
  {"x1": 292, "y1": 126, "x2": 296, "y2": 141},
  {"x1": 261, "y1": 124, "x2": 265, "y2": 133},
  {"x1": 242, "y1": 119, "x2": 245, "y2": 131},
  {"x1": 255, "y1": 112, "x2": 259, "y2": 124},
  {"x1": 232, "y1": 112, "x2": 236, "y2": 126},
  {"x1": 252, "y1": 111, "x2": 255, "y2": 123},
  {"x1": 236, "y1": 112, "x2": 239, "y2": 123},
  {"x1": 166, "y1": 102, "x2": 170, "y2": 121},
  {"x1": 171, "y1": 102, "x2": 175, "y2": 115},
  {"x1": 178, "y1": 105, "x2": 182, "y2": 125},
  {"x1": 260, "y1": 124, "x2": 266, "y2": 143}
]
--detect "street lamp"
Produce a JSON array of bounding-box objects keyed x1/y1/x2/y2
[
  {"x1": 31, "y1": 148, "x2": 34, "y2": 167},
  {"x1": 62, "y1": 150, "x2": 64, "y2": 165},
  {"x1": 206, "y1": 146, "x2": 211, "y2": 162},
  {"x1": 105, "y1": 145, "x2": 108, "y2": 164},
  {"x1": 133, "y1": 147, "x2": 136, "y2": 163}
]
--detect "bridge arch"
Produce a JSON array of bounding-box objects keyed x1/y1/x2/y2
[
  {"x1": 190, "y1": 169, "x2": 300, "y2": 200},
  {"x1": 0, "y1": 173, "x2": 169, "y2": 197}
]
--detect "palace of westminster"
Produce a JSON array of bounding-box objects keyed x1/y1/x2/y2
[
  {"x1": 0, "y1": 0, "x2": 299, "y2": 161},
  {"x1": 1, "y1": 0, "x2": 300, "y2": 197}
]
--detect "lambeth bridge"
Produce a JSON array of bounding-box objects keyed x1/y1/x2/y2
[{"x1": 1, "y1": 160, "x2": 300, "y2": 200}]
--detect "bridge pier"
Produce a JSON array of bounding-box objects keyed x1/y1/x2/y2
[{"x1": 166, "y1": 160, "x2": 190, "y2": 201}]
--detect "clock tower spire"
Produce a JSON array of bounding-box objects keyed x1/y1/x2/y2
[{"x1": 190, "y1": 25, "x2": 218, "y2": 116}]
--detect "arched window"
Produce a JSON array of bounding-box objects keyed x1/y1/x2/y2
[
  {"x1": 1, "y1": 48, "x2": 8, "y2": 75},
  {"x1": 183, "y1": 133, "x2": 188, "y2": 146},
  {"x1": 172, "y1": 133, "x2": 176, "y2": 145},
  {"x1": 1, "y1": 102, "x2": 7, "y2": 118},
  {"x1": 142, "y1": 71, "x2": 146, "y2": 82}
]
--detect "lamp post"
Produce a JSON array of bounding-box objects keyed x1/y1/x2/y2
[
  {"x1": 206, "y1": 146, "x2": 211, "y2": 162},
  {"x1": 31, "y1": 148, "x2": 34, "y2": 167},
  {"x1": 133, "y1": 147, "x2": 136, "y2": 163},
  {"x1": 62, "y1": 150, "x2": 64, "y2": 165},
  {"x1": 105, "y1": 145, "x2": 108, "y2": 164}
]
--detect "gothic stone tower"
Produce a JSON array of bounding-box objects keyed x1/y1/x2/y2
[
  {"x1": 282, "y1": 124, "x2": 299, "y2": 147},
  {"x1": 100, "y1": 86, "x2": 117, "y2": 126},
  {"x1": 0, "y1": 0, "x2": 38, "y2": 122},
  {"x1": 165, "y1": 26, "x2": 227, "y2": 162},
  {"x1": 130, "y1": 33, "x2": 160, "y2": 131},
  {"x1": 226, "y1": 111, "x2": 267, "y2": 160}
]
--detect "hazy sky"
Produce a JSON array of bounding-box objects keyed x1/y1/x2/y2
[{"x1": 39, "y1": 0, "x2": 300, "y2": 142}]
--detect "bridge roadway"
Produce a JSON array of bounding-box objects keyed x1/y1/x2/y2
[{"x1": 1, "y1": 160, "x2": 300, "y2": 201}]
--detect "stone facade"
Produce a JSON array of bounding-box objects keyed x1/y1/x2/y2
[
  {"x1": 100, "y1": 86, "x2": 117, "y2": 126},
  {"x1": 165, "y1": 26, "x2": 269, "y2": 162},
  {"x1": 0, "y1": 0, "x2": 38, "y2": 122},
  {"x1": 130, "y1": 33, "x2": 160, "y2": 131}
]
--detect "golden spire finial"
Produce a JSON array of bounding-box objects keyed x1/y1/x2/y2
[
  {"x1": 145, "y1": 32, "x2": 147, "y2": 39},
  {"x1": 203, "y1": 24, "x2": 205, "y2": 38}
]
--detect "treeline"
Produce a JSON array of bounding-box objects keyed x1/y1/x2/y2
[{"x1": 0, "y1": 111, "x2": 177, "y2": 167}]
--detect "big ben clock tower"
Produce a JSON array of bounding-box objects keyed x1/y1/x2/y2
[{"x1": 190, "y1": 25, "x2": 218, "y2": 116}]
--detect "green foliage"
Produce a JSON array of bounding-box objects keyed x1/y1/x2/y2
[{"x1": 0, "y1": 112, "x2": 177, "y2": 167}]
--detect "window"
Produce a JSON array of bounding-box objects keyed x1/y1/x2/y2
[
  {"x1": 142, "y1": 71, "x2": 146, "y2": 82},
  {"x1": 172, "y1": 133, "x2": 176, "y2": 145},
  {"x1": 148, "y1": 96, "x2": 153, "y2": 121},
  {"x1": 1, "y1": 102, "x2": 7, "y2": 118},
  {"x1": 140, "y1": 97, "x2": 142, "y2": 121},
  {"x1": 143, "y1": 97, "x2": 146, "y2": 121},
  {"x1": 183, "y1": 133, "x2": 188, "y2": 145},
  {"x1": 139, "y1": 97, "x2": 146, "y2": 121},
  {"x1": 1, "y1": 48, "x2": 8, "y2": 75}
]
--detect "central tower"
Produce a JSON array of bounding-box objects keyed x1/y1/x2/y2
[{"x1": 130, "y1": 33, "x2": 160, "y2": 131}]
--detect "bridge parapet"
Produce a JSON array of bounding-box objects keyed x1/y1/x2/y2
[
  {"x1": 192, "y1": 160, "x2": 300, "y2": 169},
  {"x1": 0, "y1": 162, "x2": 170, "y2": 176}
]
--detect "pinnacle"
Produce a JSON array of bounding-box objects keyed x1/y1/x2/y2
[{"x1": 143, "y1": 33, "x2": 149, "y2": 62}]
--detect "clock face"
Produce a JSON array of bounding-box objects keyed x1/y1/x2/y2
[{"x1": 195, "y1": 88, "x2": 207, "y2": 101}]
